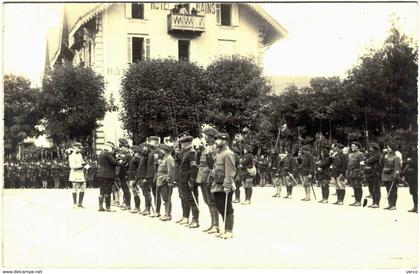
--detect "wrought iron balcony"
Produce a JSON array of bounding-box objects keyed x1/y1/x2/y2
[{"x1": 167, "y1": 14, "x2": 205, "y2": 35}]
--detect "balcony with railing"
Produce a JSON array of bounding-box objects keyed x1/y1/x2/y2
[{"x1": 167, "y1": 14, "x2": 205, "y2": 35}]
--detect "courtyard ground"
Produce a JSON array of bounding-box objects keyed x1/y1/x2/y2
[{"x1": 2, "y1": 185, "x2": 418, "y2": 269}]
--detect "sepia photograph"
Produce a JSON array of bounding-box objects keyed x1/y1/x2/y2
[{"x1": 1, "y1": 0, "x2": 418, "y2": 271}]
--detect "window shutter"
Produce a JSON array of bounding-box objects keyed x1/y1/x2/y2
[
  {"x1": 231, "y1": 4, "x2": 239, "y2": 26},
  {"x1": 145, "y1": 38, "x2": 150, "y2": 60},
  {"x1": 127, "y1": 36, "x2": 132, "y2": 63},
  {"x1": 125, "y1": 3, "x2": 132, "y2": 18},
  {"x1": 215, "y1": 4, "x2": 221, "y2": 25},
  {"x1": 142, "y1": 3, "x2": 148, "y2": 19}
]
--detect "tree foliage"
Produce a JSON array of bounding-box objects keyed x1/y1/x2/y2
[
  {"x1": 41, "y1": 64, "x2": 108, "y2": 146},
  {"x1": 4, "y1": 74, "x2": 43, "y2": 153},
  {"x1": 120, "y1": 59, "x2": 208, "y2": 143},
  {"x1": 205, "y1": 56, "x2": 272, "y2": 138}
]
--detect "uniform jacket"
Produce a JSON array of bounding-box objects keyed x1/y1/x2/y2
[
  {"x1": 347, "y1": 151, "x2": 364, "y2": 179},
  {"x1": 364, "y1": 150, "x2": 381, "y2": 178},
  {"x1": 196, "y1": 143, "x2": 217, "y2": 184},
  {"x1": 69, "y1": 152, "x2": 86, "y2": 182},
  {"x1": 136, "y1": 155, "x2": 148, "y2": 181},
  {"x1": 96, "y1": 150, "x2": 119, "y2": 179},
  {"x1": 330, "y1": 151, "x2": 347, "y2": 178},
  {"x1": 178, "y1": 145, "x2": 197, "y2": 184},
  {"x1": 316, "y1": 156, "x2": 331, "y2": 181},
  {"x1": 382, "y1": 153, "x2": 402, "y2": 182},
  {"x1": 146, "y1": 147, "x2": 160, "y2": 179},
  {"x1": 300, "y1": 153, "x2": 315, "y2": 176},
  {"x1": 238, "y1": 152, "x2": 254, "y2": 177},
  {"x1": 127, "y1": 156, "x2": 140, "y2": 181},
  {"x1": 211, "y1": 145, "x2": 237, "y2": 193},
  {"x1": 281, "y1": 155, "x2": 298, "y2": 177},
  {"x1": 156, "y1": 154, "x2": 175, "y2": 187}
]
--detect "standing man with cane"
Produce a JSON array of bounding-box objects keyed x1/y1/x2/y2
[
  {"x1": 382, "y1": 142, "x2": 402, "y2": 210},
  {"x1": 211, "y1": 133, "x2": 236, "y2": 239}
]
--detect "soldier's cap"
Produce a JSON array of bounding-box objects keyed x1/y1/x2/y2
[
  {"x1": 148, "y1": 136, "x2": 160, "y2": 142},
  {"x1": 215, "y1": 133, "x2": 230, "y2": 142},
  {"x1": 177, "y1": 131, "x2": 190, "y2": 139},
  {"x1": 179, "y1": 135, "x2": 193, "y2": 143},
  {"x1": 158, "y1": 144, "x2": 172, "y2": 152},
  {"x1": 202, "y1": 127, "x2": 220, "y2": 137},
  {"x1": 73, "y1": 142, "x2": 82, "y2": 147},
  {"x1": 244, "y1": 144, "x2": 252, "y2": 152},
  {"x1": 350, "y1": 141, "x2": 361, "y2": 149},
  {"x1": 118, "y1": 138, "x2": 129, "y2": 147},
  {"x1": 335, "y1": 143, "x2": 344, "y2": 149},
  {"x1": 369, "y1": 142, "x2": 380, "y2": 150},
  {"x1": 302, "y1": 145, "x2": 312, "y2": 152},
  {"x1": 131, "y1": 145, "x2": 141, "y2": 153},
  {"x1": 388, "y1": 142, "x2": 398, "y2": 151}
]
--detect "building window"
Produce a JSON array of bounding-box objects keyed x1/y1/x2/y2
[
  {"x1": 220, "y1": 4, "x2": 231, "y2": 26},
  {"x1": 178, "y1": 40, "x2": 190, "y2": 61},
  {"x1": 131, "y1": 3, "x2": 144, "y2": 19},
  {"x1": 132, "y1": 37, "x2": 144, "y2": 62}
]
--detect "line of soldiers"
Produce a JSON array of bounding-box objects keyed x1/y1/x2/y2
[
  {"x1": 3, "y1": 157, "x2": 98, "y2": 189},
  {"x1": 93, "y1": 127, "x2": 237, "y2": 239},
  {"x1": 262, "y1": 141, "x2": 417, "y2": 212}
]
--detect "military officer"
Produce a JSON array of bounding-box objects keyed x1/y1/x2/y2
[
  {"x1": 156, "y1": 144, "x2": 175, "y2": 221},
  {"x1": 364, "y1": 142, "x2": 382, "y2": 208},
  {"x1": 211, "y1": 133, "x2": 236, "y2": 239},
  {"x1": 347, "y1": 142, "x2": 365, "y2": 206},
  {"x1": 382, "y1": 142, "x2": 401, "y2": 210},
  {"x1": 299, "y1": 145, "x2": 315, "y2": 201}
]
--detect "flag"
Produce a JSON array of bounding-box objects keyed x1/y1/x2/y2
[{"x1": 279, "y1": 116, "x2": 287, "y2": 132}]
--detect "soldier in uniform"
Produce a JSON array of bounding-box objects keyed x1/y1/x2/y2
[
  {"x1": 4, "y1": 160, "x2": 10, "y2": 188},
  {"x1": 382, "y1": 142, "x2": 402, "y2": 210},
  {"x1": 364, "y1": 142, "x2": 382, "y2": 208},
  {"x1": 127, "y1": 145, "x2": 141, "y2": 213},
  {"x1": 211, "y1": 133, "x2": 236, "y2": 239},
  {"x1": 63, "y1": 159, "x2": 71, "y2": 189},
  {"x1": 175, "y1": 135, "x2": 200, "y2": 228},
  {"x1": 299, "y1": 145, "x2": 315, "y2": 201},
  {"x1": 196, "y1": 127, "x2": 220, "y2": 233},
  {"x1": 271, "y1": 148, "x2": 282, "y2": 198},
  {"x1": 238, "y1": 144, "x2": 255, "y2": 205},
  {"x1": 259, "y1": 154, "x2": 270, "y2": 187},
  {"x1": 41, "y1": 159, "x2": 52, "y2": 189},
  {"x1": 8, "y1": 160, "x2": 18, "y2": 189},
  {"x1": 138, "y1": 144, "x2": 151, "y2": 216},
  {"x1": 330, "y1": 144, "x2": 348, "y2": 205},
  {"x1": 96, "y1": 142, "x2": 121, "y2": 212},
  {"x1": 116, "y1": 138, "x2": 132, "y2": 210},
  {"x1": 27, "y1": 160, "x2": 38, "y2": 188},
  {"x1": 347, "y1": 142, "x2": 365, "y2": 206},
  {"x1": 316, "y1": 148, "x2": 332, "y2": 203},
  {"x1": 145, "y1": 136, "x2": 162, "y2": 218},
  {"x1": 51, "y1": 159, "x2": 61, "y2": 189},
  {"x1": 281, "y1": 148, "x2": 298, "y2": 199},
  {"x1": 232, "y1": 146, "x2": 242, "y2": 203},
  {"x1": 403, "y1": 144, "x2": 417, "y2": 213},
  {"x1": 17, "y1": 160, "x2": 28, "y2": 188},
  {"x1": 156, "y1": 144, "x2": 175, "y2": 221},
  {"x1": 68, "y1": 142, "x2": 87, "y2": 208}
]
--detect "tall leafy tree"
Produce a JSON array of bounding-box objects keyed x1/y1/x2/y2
[
  {"x1": 41, "y1": 64, "x2": 108, "y2": 147},
  {"x1": 120, "y1": 59, "x2": 207, "y2": 143},
  {"x1": 205, "y1": 56, "x2": 272, "y2": 139},
  {"x1": 4, "y1": 74, "x2": 43, "y2": 155}
]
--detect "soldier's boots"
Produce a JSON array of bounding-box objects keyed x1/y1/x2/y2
[
  {"x1": 78, "y1": 192, "x2": 85, "y2": 208},
  {"x1": 349, "y1": 202, "x2": 361, "y2": 206},
  {"x1": 72, "y1": 192, "x2": 77, "y2": 206},
  {"x1": 177, "y1": 217, "x2": 189, "y2": 225},
  {"x1": 319, "y1": 199, "x2": 328, "y2": 203},
  {"x1": 140, "y1": 209, "x2": 150, "y2": 216},
  {"x1": 202, "y1": 226, "x2": 214, "y2": 232},
  {"x1": 301, "y1": 197, "x2": 310, "y2": 201},
  {"x1": 241, "y1": 200, "x2": 251, "y2": 205},
  {"x1": 98, "y1": 195, "x2": 105, "y2": 211},
  {"x1": 160, "y1": 215, "x2": 171, "y2": 221},
  {"x1": 207, "y1": 226, "x2": 219, "y2": 234},
  {"x1": 130, "y1": 208, "x2": 140, "y2": 214},
  {"x1": 220, "y1": 231, "x2": 233, "y2": 239},
  {"x1": 188, "y1": 221, "x2": 199, "y2": 228},
  {"x1": 369, "y1": 204, "x2": 379, "y2": 208},
  {"x1": 232, "y1": 199, "x2": 240, "y2": 203},
  {"x1": 408, "y1": 207, "x2": 418, "y2": 213}
]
